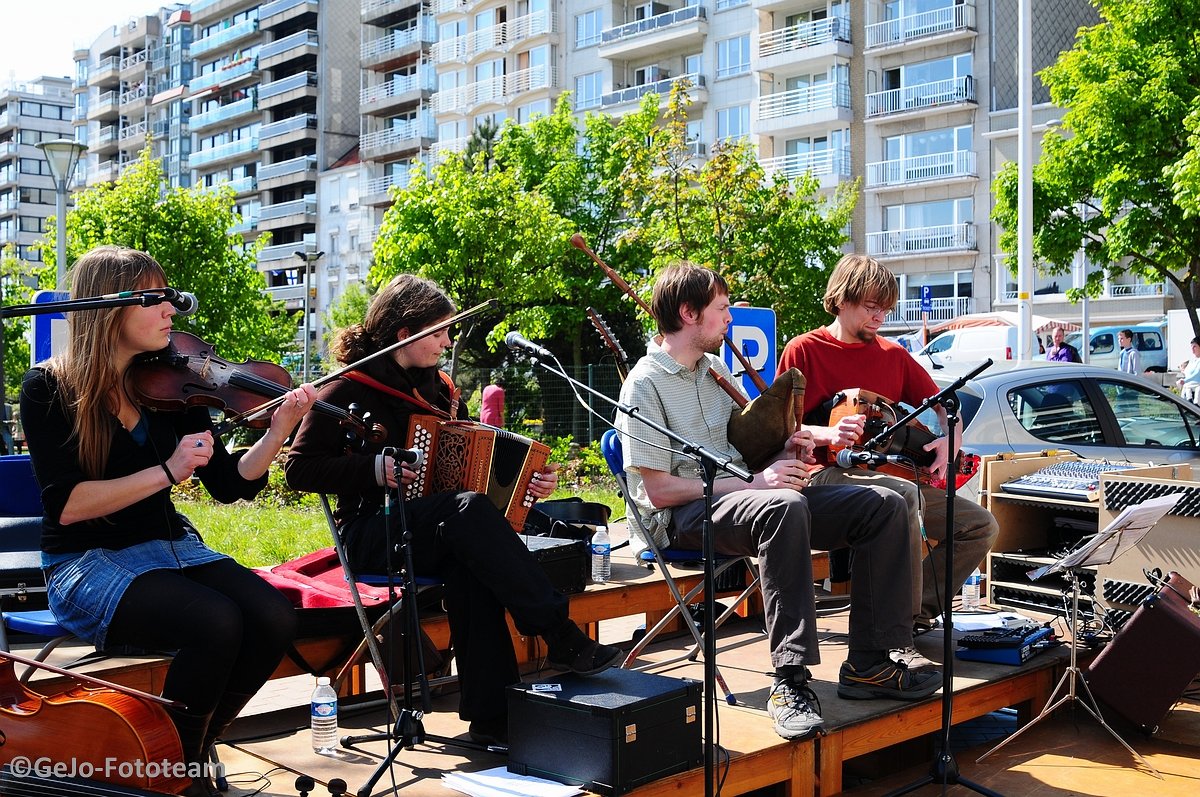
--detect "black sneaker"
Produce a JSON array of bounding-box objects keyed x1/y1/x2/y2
[
  {"x1": 546, "y1": 637, "x2": 623, "y2": 676},
  {"x1": 767, "y1": 677, "x2": 823, "y2": 740},
  {"x1": 837, "y1": 659, "x2": 941, "y2": 701}
]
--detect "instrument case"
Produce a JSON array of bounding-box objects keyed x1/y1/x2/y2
[
  {"x1": 507, "y1": 668, "x2": 702, "y2": 795},
  {"x1": 1085, "y1": 571, "x2": 1200, "y2": 733},
  {"x1": 523, "y1": 535, "x2": 588, "y2": 595}
]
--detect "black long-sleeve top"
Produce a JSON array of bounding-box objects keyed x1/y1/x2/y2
[
  {"x1": 284, "y1": 356, "x2": 466, "y2": 527},
  {"x1": 20, "y1": 366, "x2": 266, "y2": 554}
]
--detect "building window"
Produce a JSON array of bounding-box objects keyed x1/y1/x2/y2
[
  {"x1": 716, "y1": 35, "x2": 751, "y2": 79},
  {"x1": 575, "y1": 9, "x2": 602, "y2": 48},
  {"x1": 575, "y1": 71, "x2": 602, "y2": 110},
  {"x1": 716, "y1": 105, "x2": 750, "y2": 142},
  {"x1": 518, "y1": 99, "x2": 551, "y2": 124}
]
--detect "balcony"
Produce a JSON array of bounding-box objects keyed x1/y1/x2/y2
[
  {"x1": 759, "y1": 147, "x2": 851, "y2": 189},
  {"x1": 363, "y1": 0, "x2": 428, "y2": 25},
  {"x1": 361, "y1": 68, "x2": 436, "y2": 116},
  {"x1": 87, "y1": 90, "x2": 118, "y2": 120},
  {"x1": 361, "y1": 116, "x2": 436, "y2": 161},
  {"x1": 600, "y1": 72, "x2": 706, "y2": 110},
  {"x1": 258, "y1": 154, "x2": 317, "y2": 190},
  {"x1": 192, "y1": 17, "x2": 260, "y2": 59},
  {"x1": 89, "y1": 56, "x2": 120, "y2": 87},
  {"x1": 257, "y1": 194, "x2": 317, "y2": 232},
  {"x1": 190, "y1": 136, "x2": 258, "y2": 169},
  {"x1": 0, "y1": 141, "x2": 16, "y2": 158},
  {"x1": 258, "y1": 242, "x2": 304, "y2": 263},
  {"x1": 363, "y1": 169, "x2": 419, "y2": 206},
  {"x1": 259, "y1": 29, "x2": 319, "y2": 70},
  {"x1": 119, "y1": 120, "x2": 148, "y2": 143},
  {"x1": 866, "y1": 150, "x2": 977, "y2": 190},
  {"x1": 91, "y1": 126, "x2": 119, "y2": 155},
  {"x1": 866, "y1": 76, "x2": 975, "y2": 119},
  {"x1": 432, "y1": 10, "x2": 554, "y2": 63},
  {"x1": 258, "y1": 71, "x2": 318, "y2": 109},
  {"x1": 865, "y1": 4, "x2": 977, "y2": 51},
  {"x1": 362, "y1": 16, "x2": 435, "y2": 69},
  {"x1": 191, "y1": 93, "x2": 258, "y2": 131},
  {"x1": 120, "y1": 49, "x2": 149, "y2": 76},
  {"x1": 92, "y1": 160, "x2": 119, "y2": 183},
  {"x1": 756, "y1": 17, "x2": 851, "y2": 72},
  {"x1": 190, "y1": 56, "x2": 258, "y2": 95},
  {"x1": 867, "y1": 223, "x2": 977, "y2": 258},
  {"x1": 431, "y1": 65, "x2": 556, "y2": 114},
  {"x1": 259, "y1": 113, "x2": 318, "y2": 148},
  {"x1": 260, "y1": 0, "x2": 318, "y2": 29},
  {"x1": 119, "y1": 84, "x2": 149, "y2": 109},
  {"x1": 598, "y1": 6, "x2": 708, "y2": 62},
  {"x1": 755, "y1": 81, "x2": 852, "y2": 136},
  {"x1": 885, "y1": 296, "x2": 974, "y2": 326},
  {"x1": 430, "y1": 136, "x2": 468, "y2": 161}
]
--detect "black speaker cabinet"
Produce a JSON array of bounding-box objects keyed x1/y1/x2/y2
[
  {"x1": 507, "y1": 668, "x2": 702, "y2": 795},
  {"x1": 1085, "y1": 571, "x2": 1200, "y2": 733}
]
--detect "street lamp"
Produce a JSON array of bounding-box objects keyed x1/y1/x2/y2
[
  {"x1": 293, "y1": 249, "x2": 324, "y2": 381},
  {"x1": 1016, "y1": 0, "x2": 1034, "y2": 361},
  {"x1": 35, "y1": 139, "x2": 87, "y2": 290}
]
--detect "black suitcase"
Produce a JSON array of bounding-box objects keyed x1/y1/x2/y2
[
  {"x1": 507, "y1": 668, "x2": 702, "y2": 795},
  {"x1": 1085, "y1": 571, "x2": 1200, "y2": 733}
]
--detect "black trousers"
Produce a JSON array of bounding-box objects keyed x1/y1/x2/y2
[{"x1": 344, "y1": 490, "x2": 568, "y2": 722}]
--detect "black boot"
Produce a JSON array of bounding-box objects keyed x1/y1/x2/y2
[
  {"x1": 203, "y1": 690, "x2": 256, "y2": 751},
  {"x1": 166, "y1": 707, "x2": 217, "y2": 797}
]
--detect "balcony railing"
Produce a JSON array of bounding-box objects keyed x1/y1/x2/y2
[
  {"x1": 259, "y1": 71, "x2": 318, "y2": 101},
  {"x1": 758, "y1": 16, "x2": 849, "y2": 58},
  {"x1": 190, "y1": 136, "x2": 258, "y2": 168},
  {"x1": 96, "y1": 126, "x2": 119, "y2": 146},
  {"x1": 260, "y1": 0, "x2": 315, "y2": 20},
  {"x1": 602, "y1": 5, "x2": 707, "y2": 46},
  {"x1": 361, "y1": 68, "x2": 437, "y2": 105},
  {"x1": 365, "y1": 169, "x2": 419, "y2": 198},
  {"x1": 259, "y1": 29, "x2": 318, "y2": 61},
  {"x1": 865, "y1": 150, "x2": 977, "y2": 188},
  {"x1": 190, "y1": 57, "x2": 258, "y2": 93},
  {"x1": 259, "y1": 113, "x2": 318, "y2": 141},
  {"x1": 92, "y1": 90, "x2": 118, "y2": 114},
  {"x1": 91, "y1": 56, "x2": 119, "y2": 82},
  {"x1": 191, "y1": 93, "x2": 258, "y2": 129},
  {"x1": 600, "y1": 73, "x2": 705, "y2": 108},
  {"x1": 259, "y1": 154, "x2": 317, "y2": 182},
  {"x1": 432, "y1": 65, "x2": 556, "y2": 113},
  {"x1": 119, "y1": 85, "x2": 149, "y2": 106},
  {"x1": 361, "y1": 116, "x2": 436, "y2": 152},
  {"x1": 757, "y1": 81, "x2": 851, "y2": 120},
  {"x1": 259, "y1": 195, "x2": 317, "y2": 222},
  {"x1": 866, "y1": 76, "x2": 974, "y2": 118},
  {"x1": 192, "y1": 16, "x2": 260, "y2": 58},
  {"x1": 119, "y1": 120, "x2": 148, "y2": 141},
  {"x1": 865, "y1": 4, "x2": 976, "y2": 50},
  {"x1": 885, "y1": 296, "x2": 974, "y2": 325},
  {"x1": 429, "y1": 0, "x2": 471, "y2": 13},
  {"x1": 362, "y1": 17, "x2": 436, "y2": 60},
  {"x1": 759, "y1": 147, "x2": 851, "y2": 180},
  {"x1": 432, "y1": 10, "x2": 553, "y2": 62},
  {"x1": 867, "y1": 223, "x2": 977, "y2": 256},
  {"x1": 120, "y1": 49, "x2": 149, "y2": 72}
]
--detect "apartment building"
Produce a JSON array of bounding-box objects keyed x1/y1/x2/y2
[{"x1": 0, "y1": 78, "x2": 74, "y2": 265}]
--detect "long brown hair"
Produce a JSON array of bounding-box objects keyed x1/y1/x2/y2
[
  {"x1": 822, "y1": 254, "x2": 898, "y2": 316},
  {"x1": 332, "y1": 274, "x2": 455, "y2": 364},
  {"x1": 45, "y1": 246, "x2": 168, "y2": 478}
]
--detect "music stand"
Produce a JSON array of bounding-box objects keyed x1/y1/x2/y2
[{"x1": 976, "y1": 493, "x2": 1182, "y2": 776}]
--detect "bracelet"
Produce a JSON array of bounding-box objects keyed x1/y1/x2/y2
[{"x1": 161, "y1": 462, "x2": 179, "y2": 486}]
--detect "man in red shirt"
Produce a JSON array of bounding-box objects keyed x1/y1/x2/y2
[{"x1": 778, "y1": 255, "x2": 998, "y2": 648}]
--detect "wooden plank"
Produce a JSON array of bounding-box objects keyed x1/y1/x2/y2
[{"x1": 625, "y1": 743, "x2": 811, "y2": 797}]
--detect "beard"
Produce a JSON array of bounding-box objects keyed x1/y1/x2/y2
[{"x1": 855, "y1": 327, "x2": 877, "y2": 343}]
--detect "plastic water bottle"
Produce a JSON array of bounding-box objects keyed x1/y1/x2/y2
[
  {"x1": 310, "y1": 676, "x2": 338, "y2": 754},
  {"x1": 590, "y1": 526, "x2": 611, "y2": 584},
  {"x1": 962, "y1": 568, "x2": 983, "y2": 611}
]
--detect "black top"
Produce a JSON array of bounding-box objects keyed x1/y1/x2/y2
[
  {"x1": 284, "y1": 356, "x2": 466, "y2": 527},
  {"x1": 20, "y1": 366, "x2": 266, "y2": 554}
]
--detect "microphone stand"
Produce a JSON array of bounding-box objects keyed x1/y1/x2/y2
[
  {"x1": 869, "y1": 359, "x2": 1000, "y2": 797},
  {"x1": 515, "y1": 348, "x2": 751, "y2": 797},
  {"x1": 0, "y1": 291, "x2": 178, "y2": 318}
]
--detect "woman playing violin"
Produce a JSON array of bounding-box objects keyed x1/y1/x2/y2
[
  {"x1": 284, "y1": 274, "x2": 620, "y2": 747},
  {"x1": 19, "y1": 246, "x2": 316, "y2": 797}
]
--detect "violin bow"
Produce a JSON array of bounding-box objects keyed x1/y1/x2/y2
[
  {"x1": 215, "y1": 299, "x2": 498, "y2": 432},
  {"x1": 0, "y1": 649, "x2": 180, "y2": 707},
  {"x1": 570, "y1": 233, "x2": 763, "y2": 406}
]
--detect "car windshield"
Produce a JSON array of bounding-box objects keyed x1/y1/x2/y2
[
  {"x1": 1005, "y1": 380, "x2": 1104, "y2": 446},
  {"x1": 1096, "y1": 379, "x2": 1200, "y2": 449}
]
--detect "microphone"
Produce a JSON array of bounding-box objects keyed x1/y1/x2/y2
[
  {"x1": 163, "y1": 288, "x2": 199, "y2": 316},
  {"x1": 834, "y1": 448, "x2": 913, "y2": 468},
  {"x1": 384, "y1": 446, "x2": 425, "y2": 467},
  {"x1": 505, "y1": 330, "x2": 554, "y2": 360}
]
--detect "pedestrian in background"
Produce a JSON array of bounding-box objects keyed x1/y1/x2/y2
[
  {"x1": 1046, "y1": 327, "x2": 1081, "y2": 363},
  {"x1": 480, "y1": 374, "x2": 505, "y2": 428},
  {"x1": 1118, "y1": 329, "x2": 1141, "y2": 374}
]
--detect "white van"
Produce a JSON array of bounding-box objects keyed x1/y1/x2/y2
[{"x1": 915, "y1": 326, "x2": 1018, "y2": 368}]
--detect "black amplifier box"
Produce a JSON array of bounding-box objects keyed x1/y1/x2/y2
[
  {"x1": 523, "y1": 535, "x2": 588, "y2": 595},
  {"x1": 507, "y1": 668, "x2": 702, "y2": 795}
]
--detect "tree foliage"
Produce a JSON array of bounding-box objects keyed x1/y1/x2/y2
[
  {"x1": 44, "y1": 146, "x2": 297, "y2": 363},
  {"x1": 992, "y1": 0, "x2": 1200, "y2": 337},
  {"x1": 1, "y1": 245, "x2": 41, "y2": 401}
]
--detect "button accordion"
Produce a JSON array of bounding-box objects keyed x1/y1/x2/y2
[{"x1": 404, "y1": 415, "x2": 551, "y2": 530}]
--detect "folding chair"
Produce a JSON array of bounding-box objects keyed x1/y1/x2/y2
[{"x1": 600, "y1": 430, "x2": 763, "y2": 705}]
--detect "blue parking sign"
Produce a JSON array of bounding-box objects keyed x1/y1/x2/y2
[
  {"x1": 723, "y1": 306, "x2": 776, "y2": 399},
  {"x1": 32, "y1": 290, "x2": 70, "y2": 365},
  {"x1": 920, "y1": 285, "x2": 932, "y2": 313}
]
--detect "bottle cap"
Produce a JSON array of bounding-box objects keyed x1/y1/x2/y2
[{"x1": 317, "y1": 676, "x2": 331, "y2": 686}]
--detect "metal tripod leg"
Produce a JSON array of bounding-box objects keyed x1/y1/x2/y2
[{"x1": 977, "y1": 569, "x2": 1161, "y2": 779}]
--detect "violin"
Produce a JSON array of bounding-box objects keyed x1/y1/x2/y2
[
  {"x1": 0, "y1": 654, "x2": 188, "y2": 794},
  {"x1": 128, "y1": 331, "x2": 385, "y2": 443}
]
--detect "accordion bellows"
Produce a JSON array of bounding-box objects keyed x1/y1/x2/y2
[{"x1": 405, "y1": 415, "x2": 551, "y2": 530}]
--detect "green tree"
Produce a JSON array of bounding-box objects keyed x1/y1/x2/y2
[
  {"x1": 622, "y1": 82, "x2": 857, "y2": 339},
  {"x1": 1, "y1": 245, "x2": 42, "y2": 401},
  {"x1": 322, "y1": 279, "x2": 373, "y2": 364},
  {"x1": 44, "y1": 146, "x2": 297, "y2": 363},
  {"x1": 993, "y1": 0, "x2": 1200, "y2": 338}
]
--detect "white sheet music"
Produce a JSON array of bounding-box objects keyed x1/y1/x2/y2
[
  {"x1": 1027, "y1": 492, "x2": 1184, "y2": 580},
  {"x1": 442, "y1": 766, "x2": 583, "y2": 797}
]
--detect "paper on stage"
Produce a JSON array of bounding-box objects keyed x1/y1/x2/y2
[
  {"x1": 442, "y1": 766, "x2": 583, "y2": 797},
  {"x1": 1027, "y1": 492, "x2": 1184, "y2": 581}
]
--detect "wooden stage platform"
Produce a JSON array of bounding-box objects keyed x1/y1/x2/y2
[{"x1": 12, "y1": 540, "x2": 1199, "y2": 796}]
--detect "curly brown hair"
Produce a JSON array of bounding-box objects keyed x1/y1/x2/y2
[{"x1": 331, "y1": 274, "x2": 456, "y2": 364}]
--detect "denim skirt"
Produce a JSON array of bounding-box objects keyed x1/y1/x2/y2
[{"x1": 43, "y1": 533, "x2": 228, "y2": 650}]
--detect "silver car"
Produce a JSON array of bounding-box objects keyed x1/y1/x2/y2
[{"x1": 921, "y1": 361, "x2": 1200, "y2": 497}]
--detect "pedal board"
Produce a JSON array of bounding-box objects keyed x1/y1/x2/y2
[{"x1": 956, "y1": 625, "x2": 1056, "y2": 665}]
